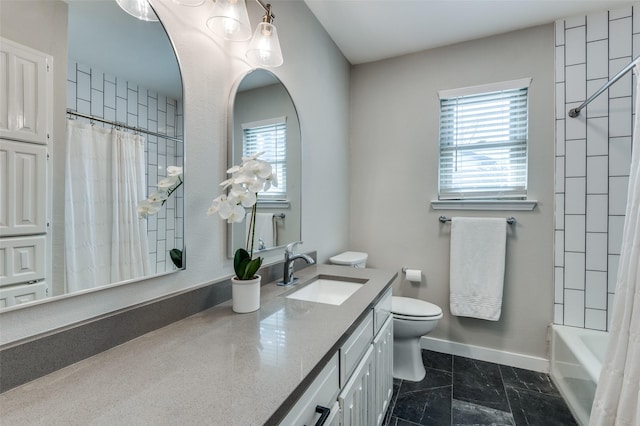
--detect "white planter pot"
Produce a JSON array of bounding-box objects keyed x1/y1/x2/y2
[{"x1": 231, "y1": 275, "x2": 261, "y2": 313}]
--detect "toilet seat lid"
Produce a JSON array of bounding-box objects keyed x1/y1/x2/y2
[{"x1": 392, "y1": 296, "x2": 442, "y2": 317}]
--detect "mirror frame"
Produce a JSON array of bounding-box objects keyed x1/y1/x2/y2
[{"x1": 226, "y1": 68, "x2": 302, "y2": 258}]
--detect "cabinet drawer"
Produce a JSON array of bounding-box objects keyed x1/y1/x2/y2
[
  {"x1": 279, "y1": 352, "x2": 339, "y2": 426},
  {"x1": 374, "y1": 288, "x2": 392, "y2": 335},
  {"x1": 340, "y1": 311, "x2": 373, "y2": 387},
  {"x1": 0, "y1": 280, "x2": 47, "y2": 308},
  {"x1": 0, "y1": 235, "x2": 46, "y2": 286}
]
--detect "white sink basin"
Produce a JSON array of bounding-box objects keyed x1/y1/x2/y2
[{"x1": 286, "y1": 278, "x2": 365, "y2": 306}]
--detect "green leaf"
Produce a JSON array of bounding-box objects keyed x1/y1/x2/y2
[
  {"x1": 233, "y1": 249, "x2": 262, "y2": 280},
  {"x1": 243, "y1": 257, "x2": 263, "y2": 280},
  {"x1": 169, "y1": 249, "x2": 183, "y2": 269},
  {"x1": 234, "y1": 249, "x2": 250, "y2": 277}
]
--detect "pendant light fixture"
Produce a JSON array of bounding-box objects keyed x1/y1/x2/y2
[
  {"x1": 172, "y1": 0, "x2": 205, "y2": 5},
  {"x1": 207, "y1": 0, "x2": 252, "y2": 41},
  {"x1": 115, "y1": 0, "x2": 159, "y2": 22},
  {"x1": 246, "y1": 2, "x2": 283, "y2": 67}
]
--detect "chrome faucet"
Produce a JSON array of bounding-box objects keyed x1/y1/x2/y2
[{"x1": 278, "y1": 241, "x2": 315, "y2": 286}]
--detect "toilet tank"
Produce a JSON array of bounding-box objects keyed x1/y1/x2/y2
[{"x1": 329, "y1": 251, "x2": 368, "y2": 268}]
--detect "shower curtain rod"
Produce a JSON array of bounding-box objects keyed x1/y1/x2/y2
[
  {"x1": 66, "y1": 109, "x2": 183, "y2": 143},
  {"x1": 568, "y1": 55, "x2": 640, "y2": 118}
]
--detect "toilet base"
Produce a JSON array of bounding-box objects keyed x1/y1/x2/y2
[{"x1": 393, "y1": 337, "x2": 426, "y2": 381}]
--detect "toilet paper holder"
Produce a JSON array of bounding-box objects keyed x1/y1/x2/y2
[{"x1": 401, "y1": 267, "x2": 422, "y2": 282}]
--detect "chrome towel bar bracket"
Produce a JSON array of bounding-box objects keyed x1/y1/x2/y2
[{"x1": 438, "y1": 215, "x2": 516, "y2": 225}]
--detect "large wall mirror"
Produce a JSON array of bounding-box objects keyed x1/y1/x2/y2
[
  {"x1": 228, "y1": 69, "x2": 301, "y2": 256},
  {"x1": 0, "y1": 1, "x2": 184, "y2": 310}
]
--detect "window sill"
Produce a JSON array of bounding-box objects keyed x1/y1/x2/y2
[
  {"x1": 430, "y1": 199, "x2": 537, "y2": 211},
  {"x1": 257, "y1": 200, "x2": 290, "y2": 209}
]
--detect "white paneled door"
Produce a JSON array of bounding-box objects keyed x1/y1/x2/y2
[
  {"x1": 0, "y1": 37, "x2": 51, "y2": 145},
  {"x1": 0, "y1": 139, "x2": 47, "y2": 236}
]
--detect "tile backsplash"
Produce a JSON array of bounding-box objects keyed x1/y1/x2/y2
[
  {"x1": 554, "y1": 6, "x2": 637, "y2": 330},
  {"x1": 67, "y1": 59, "x2": 184, "y2": 277}
]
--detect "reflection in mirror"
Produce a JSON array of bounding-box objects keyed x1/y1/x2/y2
[
  {"x1": 0, "y1": 1, "x2": 184, "y2": 309},
  {"x1": 228, "y1": 69, "x2": 301, "y2": 257}
]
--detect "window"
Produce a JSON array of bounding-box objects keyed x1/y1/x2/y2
[
  {"x1": 438, "y1": 79, "x2": 530, "y2": 200},
  {"x1": 242, "y1": 116, "x2": 287, "y2": 201}
]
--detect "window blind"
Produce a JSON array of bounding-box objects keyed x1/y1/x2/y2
[
  {"x1": 438, "y1": 86, "x2": 528, "y2": 200},
  {"x1": 242, "y1": 117, "x2": 287, "y2": 200}
]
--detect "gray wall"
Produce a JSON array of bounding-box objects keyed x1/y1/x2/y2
[
  {"x1": 349, "y1": 24, "x2": 556, "y2": 359},
  {"x1": 0, "y1": 0, "x2": 351, "y2": 345}
]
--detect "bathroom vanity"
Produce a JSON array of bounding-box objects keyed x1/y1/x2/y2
[{"x1": 0, "y1": 265, "x2": 395, "y2": 425}]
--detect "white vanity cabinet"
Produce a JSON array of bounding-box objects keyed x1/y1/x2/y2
[
  {"x1": 279, "y1": 287, "x2": 393, "y2": 426},
  {"x1": 342, "y1": 287, "x2": 392, "y2": 426}
]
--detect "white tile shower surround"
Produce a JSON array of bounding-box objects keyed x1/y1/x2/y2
[
  {"x1": 554, "y1": 5, "x2": 637, "y2": 331},
  {"x1": 67, "y1": 60, "x2": 184, "y2": 275}
]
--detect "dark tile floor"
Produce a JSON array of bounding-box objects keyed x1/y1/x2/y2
[{"x1": 383, "y1": 349, "x2": 577, "y2": 426}]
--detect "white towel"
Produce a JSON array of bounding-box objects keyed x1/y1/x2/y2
[
  {"x1": 449, "y1": 217, "x2": 507, "y2": 321},
  {"x1": 246, "y1": 212, "x2": 275, "y2": 249}
]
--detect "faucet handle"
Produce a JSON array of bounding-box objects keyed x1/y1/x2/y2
[{"x1": 285, "y1": 241, "x2": 303, "y2": 254}]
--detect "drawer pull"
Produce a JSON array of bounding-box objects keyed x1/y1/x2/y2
[{"x1": 312, "y1": 405, "x2": 331, "y2": 426}]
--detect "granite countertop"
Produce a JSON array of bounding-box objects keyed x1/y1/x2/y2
[{"x1": 0, "y1": 265, "x2": 395, "y2": 425}]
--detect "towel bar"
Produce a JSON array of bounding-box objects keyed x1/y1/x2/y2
[{"x1": 438, "y1": 215, "x2": 516, "y2": 225}]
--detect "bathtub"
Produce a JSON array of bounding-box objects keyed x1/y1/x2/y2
[{"x1": 550, "y1": 324, "x2": 609, "y2": 426}]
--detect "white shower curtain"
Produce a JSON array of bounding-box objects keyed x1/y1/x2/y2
[
  {"x1": 589, "y1": 66, "x2": 640, "y2": 425},
  {"x1": 65, "y1": 120, "x2": 150, "y2": 292}
]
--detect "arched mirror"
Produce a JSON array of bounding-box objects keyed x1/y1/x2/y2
[
  {"x1": 0, "y1": 0, "x2": 184, "y2": 310},
  {"x1": 228, "y1": 69, "x2": 301, "y2": 256}
]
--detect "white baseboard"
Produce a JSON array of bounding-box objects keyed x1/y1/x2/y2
[{"x1": 420, "y1": 336, "x2": 549, "y2": 373}]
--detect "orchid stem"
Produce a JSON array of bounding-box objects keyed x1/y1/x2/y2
[
  {"x1": 161, "y1": 176, "x2": 183, "y2": 206},
  {"x1": 248, "y1": 199, "x2": 258, "y2": 258}
]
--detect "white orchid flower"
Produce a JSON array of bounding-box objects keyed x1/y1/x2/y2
[
  {"x1": 207, "y1": 194, "x2": 228, "y2": 216},
  {"x1": 241, "y1": 151, "x2": 266, "y2": 163},
  {"x1": 242, "y1": 159, "x2": 273, "y2": 180},
  {"x1": 226, "y1": 165, "x2": 241, "y2": 174},
  {"x1": 219, "y1": 177, "x2": 236, "y2": 190},
  {"x1": 226, "y1": 204, "x2": 246, "y2": 223},
  {"x1": 148, "y1": 192, "x2": 168, "y2": 203},
  {"x1": 247, "y1": 177, "x2": 266, "y2": 193},
  {"x1": 167, "y1": 166, "x2": 183, "y2": 177},
  {"x1": 214, "y1": 199, "x2": 245, "y2": 223},
  {"x1": 157, "y1": 176, "x2": 178, "y2": 190},
  {"x1": 230, "y1": 187, "x2": 256, "y2": 208},
  {"x1": 138, "y1": 200, "x2": 162, "y2": 219}
]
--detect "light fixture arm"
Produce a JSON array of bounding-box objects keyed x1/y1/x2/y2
[{"x1": 255, "y1": 0, "x2": 275, "y2": 23}]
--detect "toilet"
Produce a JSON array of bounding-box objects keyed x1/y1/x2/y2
[
  {"x1": 329, "y1": 252, "x2": 443, "y2": 382},
  {"x1": 328, "y1": 251, "x2": 368, "y2": 268},
  {"x1": 391, "y1": 296, "x2": 442, "y2": 381}
]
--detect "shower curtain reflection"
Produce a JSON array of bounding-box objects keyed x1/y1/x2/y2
[{"x1": 65, "y1": 120, "x2": 150, "y2": 292}]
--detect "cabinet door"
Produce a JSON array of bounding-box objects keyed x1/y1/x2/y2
[
  {"x1": 278, "y1": 353, "x2": 339, "y2": 426},
  {"x1": 339, "y1": 346, "x2": 374, "y2": 426},
  {"x1": 0, "y1": 140, "x2": 47, "y2": 235},
  {"x1": 0, "y1": 37, "x2": 51, "y2": 145},
  {"x1": 373, "y1": 315, "x2": 394, "y2": 426}
]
